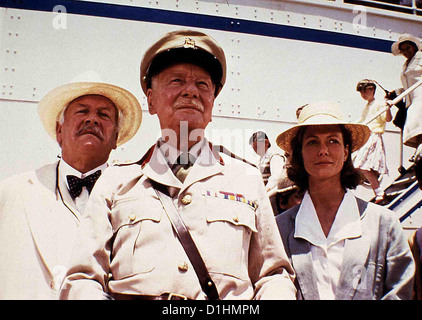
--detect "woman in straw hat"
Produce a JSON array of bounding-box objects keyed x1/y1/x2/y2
[
  {"x1": 275, "y1": 101, "x2": 415, "y2": 300},
  {"x1": 389, "y1": 34, "x2": 422, "y2": 186}
]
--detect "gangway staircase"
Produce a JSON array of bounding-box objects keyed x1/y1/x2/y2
[{"x1": 374, "y1": 165, "x2": 422, "y2": 237}]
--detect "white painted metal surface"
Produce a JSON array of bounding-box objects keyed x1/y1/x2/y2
[{"x1": 0, "y1": 1, "x2": 420, "y2": 207}]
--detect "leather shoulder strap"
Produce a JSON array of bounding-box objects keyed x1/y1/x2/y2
[{"x1": 149, "y1": 180, "x2": 220, "y2": 300}]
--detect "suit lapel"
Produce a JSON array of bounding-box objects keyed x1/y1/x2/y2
[
  {"x1": 335, "y1": 198, "x2": 370, "y2": 300},
  {"x1": 57, "y1": 168, "x2": 80, "y2": 221},
  {"x1": 289, "y1": 231, "x2": 320, "y2": 300},
  {"x1": 23, "y1": 163, "x2": 65, "y2": 277},
  {"x1": 285, "y1": 207, "x2": 320, "y2": 300}
]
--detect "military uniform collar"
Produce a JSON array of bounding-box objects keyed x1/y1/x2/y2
[
  {"x1": 157, "y1": 138, "x2": 206, "y2": 167},
  {"x1": 140, "y1": 139, "x2": 225, "y2": 190}
]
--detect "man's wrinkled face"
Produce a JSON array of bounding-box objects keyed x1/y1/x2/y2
[{"x1": 146, "y1": 63, "x2": 216, "y2": 134}]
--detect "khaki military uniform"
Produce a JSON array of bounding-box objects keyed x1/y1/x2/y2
[{"x1": 61, "y1": 140, "x2": 296, "y2": 300}]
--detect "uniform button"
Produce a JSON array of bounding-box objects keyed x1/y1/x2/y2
[
  {"x1": 233, "y1": 216, "x2": 239, "y2": 223},
  {"x1": 178, "y1": 261, "x2": 189, "y2": 272},
  {"x1": 50, "y1": 280, "x2": 56, "y2": 290},
  {"x1": 129, "y1": 214, "x2": 136, "y2": 221},
  {"x1": 181, "y1": 194, "x2": 192, "y2": 205}
]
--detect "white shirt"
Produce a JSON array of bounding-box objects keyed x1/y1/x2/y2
[
  {"x1": 294, "y1": 190, "x2": 363, "y2": 299},
  {"x1": 59, "y1": 160, "x2": 108, "y2": 213}
]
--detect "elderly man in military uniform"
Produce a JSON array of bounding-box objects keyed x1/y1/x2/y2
[
  {"x1": 60, "y1": 30, "x2": 296, "y2": 300},
  {"x1": 0, "y1": 81, "x2": 142, "y2": 299}
]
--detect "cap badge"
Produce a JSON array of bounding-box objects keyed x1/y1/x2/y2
[{"x1": 183, "y1": 37, "x2": 196, "y2": 49}]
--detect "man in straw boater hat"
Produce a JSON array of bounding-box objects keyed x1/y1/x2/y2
[
  {"x1": 0, "y1": 81, "x2": 142, "y2": 299},
  {"x1": 275, "y1": 102, "x2": 414, "y2": 300},
  {"x1": 60, "y1": 30, "x2": 296, "y2": 300}
]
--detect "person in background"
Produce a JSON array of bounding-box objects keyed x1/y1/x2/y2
[
  {"x1": 0, "y1": 81, "x2": 142, "y2": 299},
  {"x1": 60, "y1": 30, "x2": 296, "y2": 300},
  {"x1": 249, "y1": 131, "x2": 287, "y2": 193},
  {"x1": 275, "y1": 101, "x2": 415, "y2": 300},
  {"x1": 389, "y1": 33, "x2": 422, "y2": 188},
  {"x1": 354, "y1": 79, "x2": 392, "y2": 204},
  {"x1": 249, "y1": 131, "x2": 287, "y2": 213},
  {"x1": 275, "y1": 176, "x2": 303, "y2": 215}
]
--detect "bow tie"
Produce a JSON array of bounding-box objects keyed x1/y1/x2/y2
[{"x1": 66, "y1": 170, "x2": 101, "y2": 199}]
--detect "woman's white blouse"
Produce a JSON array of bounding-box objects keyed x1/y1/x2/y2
[{"x1": 294, "y1": 190, "x2": 363, "y2": 299}]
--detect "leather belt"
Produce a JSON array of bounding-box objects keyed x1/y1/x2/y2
[{"x1": 111, "y1": 292, "x2": 189, "y2": 300}]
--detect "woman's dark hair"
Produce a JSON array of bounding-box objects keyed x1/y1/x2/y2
[{"x1": 286, "y1": 125, "x2": 363, "y2": 192}]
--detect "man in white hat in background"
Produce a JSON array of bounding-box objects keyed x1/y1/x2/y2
[
  {"x1": 0, "y1": 82, "x2": 142, "y2": 299},
  {"x1": 249, "y1": 130, "x2": 287, "y2": 214},
  {"x1": 60, "y1": 29, "x2": 296, "y2": 300}
]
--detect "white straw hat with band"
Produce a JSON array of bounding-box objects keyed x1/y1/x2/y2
[
  {"x1": 276, "y1": 101, "x2": 371, "y2": 153},
  {"x1": 38, "y1": 82, "x2": 142, "y2": 146},
  {"x1": 391, "y1": 33, "x2": 422, "y2": 56}
]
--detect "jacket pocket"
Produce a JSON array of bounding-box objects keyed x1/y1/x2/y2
[
  {"x1": 206, "y1": 203, "x2": 258, "y2": 233},
  {"x1": 203, "y1": 197, "x2": 257, "y2": 280},
  {"x1": 110, "y1": 198, "x2": 162, "y2": 279}
]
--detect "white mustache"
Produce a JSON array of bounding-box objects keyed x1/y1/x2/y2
[{"x1": 173, "y1": 100, "x2": 204, "y2": 112}]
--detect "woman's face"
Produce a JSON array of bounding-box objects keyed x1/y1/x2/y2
[
  {"x1": 301, "y1": 125, "x2": 348, "y2": 185},
  {"x1": 399, "y1": 41, "x2": 417, "y2": 60}
]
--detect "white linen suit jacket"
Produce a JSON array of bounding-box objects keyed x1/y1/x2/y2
[{"x1": 0, "y1": 162, "x2": 80, "y2": 299}]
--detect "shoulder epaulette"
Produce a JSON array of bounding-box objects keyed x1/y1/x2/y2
[
  {"x1": 212, "y1": 144, "x2": 257, "y2": 168},
  {"x1": 114, "y1": 145, "x2": 156, "y2": 167}
]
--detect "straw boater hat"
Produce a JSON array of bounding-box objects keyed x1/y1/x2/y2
[
  {"x1": 38, "y1": 82, "x2": 142, "y2": 146},
  {"x1": 391, "y1": 33, "x2": 422, "y2": 56},
  {"x1": 276, "y1": 101, "x2": 370, "y2": 154},
  {"x1": 140, "y1": 29, "x2": 227, "y2": 97}
]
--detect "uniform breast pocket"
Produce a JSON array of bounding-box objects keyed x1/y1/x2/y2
[
  {"x1": 110, "y1": 198, "x2": 162, "y2": 279},
  {"x1": 204, "y1": 197, "x2": 257, "y2": 280}
]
